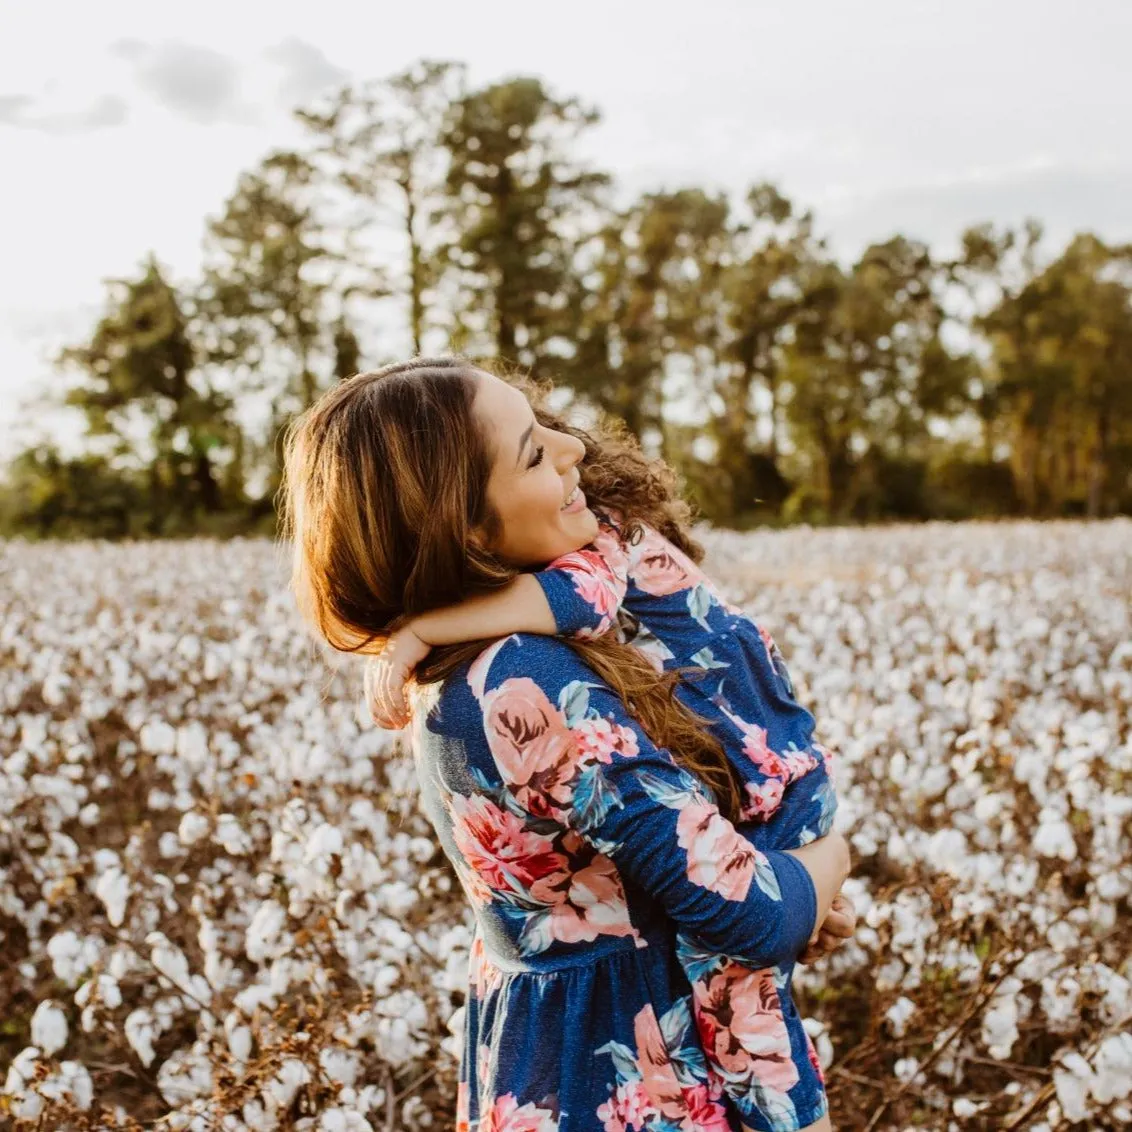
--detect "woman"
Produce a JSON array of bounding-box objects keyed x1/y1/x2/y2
[{"x1": 280, "y1": 357, "x2": 852, "y2": 1132}]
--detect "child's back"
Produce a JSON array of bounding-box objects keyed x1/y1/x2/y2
[{"x1": 530, "y1": 506, "x2": 838, "y2": 849}]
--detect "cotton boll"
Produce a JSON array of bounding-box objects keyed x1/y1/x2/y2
[
  {"x1": 1047, "y1": 920, "x2": 1079, "y2": 953},
  {"x1": 1092, "y1": 1033, "x2": 1132, "y2": 1103},
  {"x1": 319, "y1": 1109, "x2": 372, "y2": 1132},
  {"x1": 94, "y1": 865, "x2": 130, "y2": 927},
  {"x1": 801, "y1": 1016, "x2": 835, "y2": 1069},
  {"x1": 884, "y1": 996, "x2": 917, "y2": 1038},
  {"x1": 1040, "y1": 974, "x2": 1081, "y2": 1033},
  {"x1": 215, "y1": 813, "x2": 253, "y2": 855},
  {"x1": 178, "y1": 811, "x2": 210, "y2": 846},
  {"x1": 893, "y1": 1056, "x2": 921, "y2": 1084},
  {"x1": 1054, "y1": 1051, "x2": 1095, "y2": 1122},
  {"x1": 4, "y1": 1045, "x2": 42, "y2": 1104},
  {"x1": 156, "y1": 1048, "x2": 214, "y2": 1105},
  {"x1": 1033, "y1": 810, "x2": 1077, "y2": 860},
  {"x1": 140, "y1": 720, "x2": 177, "y2": 756},
  {"x1": 46, "y1": 930, "x2": 101, "y2": 985},
  {"x1": 926, "y1": 828, "x2": 968, "y2": 876},
  {"x1": 40, "y1": 1060, "x2": 94, "y2": 1111},
  {"x1": 318, "y1": 1046, "x2": 361, "y2": 1087},
  {"x1": 125, "y1": 1008, "x2": 158, "y2": 1067},
  {"x1": 952, "y1": 1098, "x2": 988, "y2": 1118},
  {"x1": 245, "y1": 900, "x2": 291, "y2": 963},
  {"x1": 30, "y1": 1000, "x2": 68, "y2": 1055},
  {"x1": 982, "y1": 991, "x2": 1020, "y2": 1060},
  {"x1": 263, "y1": 1058, "x2": 311, "y2": 1111}
]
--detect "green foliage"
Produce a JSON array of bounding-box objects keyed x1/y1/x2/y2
[
  {"x1": 925, "y1": 457, "x2": 1021, "y2": 520},
  {"x1": 3, "y1": 60, "x2": 1131, "y2": 539}
]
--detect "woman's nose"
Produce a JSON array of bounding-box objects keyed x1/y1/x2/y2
[{"x1": 556, "y1": 433, "x2": 585, "y2": 470}]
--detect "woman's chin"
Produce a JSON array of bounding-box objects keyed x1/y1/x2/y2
[{"x1": 569, "y1": 504, "x2": 597, "y2": 529}]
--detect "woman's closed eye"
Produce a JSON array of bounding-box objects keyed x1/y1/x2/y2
[{"x1": 530, "y1": 444, "x2": 545, "y2": 468}]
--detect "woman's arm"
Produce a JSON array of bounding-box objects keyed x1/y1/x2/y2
[{"x1": 465, "y1": 633, "x2": 848, "y2": 969}]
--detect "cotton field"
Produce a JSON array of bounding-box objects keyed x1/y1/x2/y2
[{"x1": 1, "y1": 519, "x2": 1130, "y2": 1131}]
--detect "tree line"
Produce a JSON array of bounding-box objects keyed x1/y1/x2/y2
[{"x1": 3, "y1": 59, "x2": 1131, "y2": 538}]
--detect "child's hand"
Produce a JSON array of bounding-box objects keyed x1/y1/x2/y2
[
  {"x1": 363, "y1": 624, "x2": 432, "y2": 729},
  {"x1": 799, "y1": 892, "x2": 856, "y2": 965}
]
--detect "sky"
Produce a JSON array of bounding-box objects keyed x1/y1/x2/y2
[{"x1": 1, "y1": 0, "x2": 1130, "y2": 456}]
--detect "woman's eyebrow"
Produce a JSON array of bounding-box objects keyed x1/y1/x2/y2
[{"x1": 514, "y1": 419, "x2": 535, "y2": 468}]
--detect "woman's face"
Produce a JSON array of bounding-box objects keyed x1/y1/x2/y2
[{"x1": 471, "y1": 370, "x2": 599, "y2": 567}]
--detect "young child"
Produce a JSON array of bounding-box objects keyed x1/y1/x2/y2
[{"x1": 369, "y1": 506, "x2": 850, "y2": 1132}]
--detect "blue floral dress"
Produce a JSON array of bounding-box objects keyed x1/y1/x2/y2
[{"x1": 409, "y1": 509, "x2": 837, "y2": 1132}]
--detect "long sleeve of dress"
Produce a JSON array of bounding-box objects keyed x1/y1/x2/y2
[
  {"x1": 529, "y1": 509, "x2": 631, "y2": 638},
  {"x1": 465, "y1": 632, "x2": 819, "y2": 971}
]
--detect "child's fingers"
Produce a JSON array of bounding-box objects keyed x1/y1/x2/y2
[
  {"x1": 365, "y1": 661, "x2": 399, "y2": 728},
  {"x1": 824, "y1": 894, "x2": 857, "y2": 937},
  {"x1": 822, "y1": 909, "x2": 856, "y2": 939}
]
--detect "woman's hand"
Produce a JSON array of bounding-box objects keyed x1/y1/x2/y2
[
  {"x1": 798, "y1": 891, "x2": 856, "y2": 964},
  {"x1": 364, "y1": 624, "x2": 432, "y2": 729}
]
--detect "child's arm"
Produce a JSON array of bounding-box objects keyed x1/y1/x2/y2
[
  {"x1": 410, "y1": 509, "x2": 632, "y2": 647},
  {"x1": 409, "y1": 573, "x2": 558, "y2": 645},
  {"x1": 366, "y1": 509, "x2": 632, "y2": 729}
]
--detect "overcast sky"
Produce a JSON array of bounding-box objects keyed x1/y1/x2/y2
[{"x1": 1, "y1": 0, "x2": 1130, "y2": 455}]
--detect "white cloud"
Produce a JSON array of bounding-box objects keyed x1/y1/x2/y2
[
  {"x1": 0, "y1": 92, "x2": 128, "y2": 134},
  {"x1": 264, "y1": 38, "x2": 348, "y2": 106},
  {"x1": 110, "y1": 39, "x2": 249, "y2": 124}
]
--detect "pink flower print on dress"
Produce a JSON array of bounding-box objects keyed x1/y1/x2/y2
[
  {"x1": 675, "y1": 798, "x2": 756, "y2": 901},
  {"x1": 479, "y1": 1092, "x2": 559, "y2": 1132},
  {"x1": 545, "y1": 855, "x2": 639, "y2": 946},
  {"x1": 575, "y1": 714, "x2": 640, "y2": 765},
  {"x1": 681, "y1": 1082, "x2": 733, "y2": 1132},
  {"x1": 448, "y1": 793, "x2": 570, "y2": 905},
  {"x1": 692, "y1": 965, "x2": 800, "y2": 1096},
  {"x1": 738, "y1": 720, "x2": 790, "y2": 779},
  {"x1": 469, "y1": 934, "x2": 504, "y2": 1000},
  {"x1": 757, "y1": 623, "x2": 778, "y2": 669},
  {"x1": 805, "y1": 1028, "x2": 826, "y2": 1086},
  {"x1": 741, "y1": 777, "x2": 786, "y2": 821},
  {"x1": 456, "y1": 1081, "x2": 470, "y2": 1132},
  {"x1": 597, "y1": 1079, "x2": 655, "y2": 1132},
  {"x1": 483, "y1": 676, "x2": 578, "y2": 819},
  {"x1": 549, "y1": 539, "x2": 628, "y2": 638},
  {"x1": 634, "y1": 1004, "x2": 690, "y2": 1121},
  {"x1": 629, "y1": 530, "x2": 696, "y2": 597}
]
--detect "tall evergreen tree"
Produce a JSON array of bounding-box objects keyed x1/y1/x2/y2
[
  {"x1": 58, "y1": 257, "x2": 236, "y2": 531},
  {"x1": 438, "y1": 76, "x2": 611, "y2": 367},
  {"x1": 297, "y1": 60, "x2": 464, "y2": 354}
]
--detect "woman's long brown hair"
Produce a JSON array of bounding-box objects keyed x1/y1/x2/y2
[{"x1": 277, "y1": 356, "x2": 743, "y2": 822}]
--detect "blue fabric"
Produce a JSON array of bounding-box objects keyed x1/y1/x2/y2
[{"x1": 410, "y1": 508, "x2": 839, "y2": 1131}]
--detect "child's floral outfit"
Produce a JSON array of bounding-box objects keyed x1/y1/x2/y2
[{"x1": 409, "y1": 508, "x2": 836, "y2": 1132}]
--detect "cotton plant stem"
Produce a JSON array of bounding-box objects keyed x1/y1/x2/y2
[{"x1": 863, "y1": 950, "x2": 1021, "y2": 1132}]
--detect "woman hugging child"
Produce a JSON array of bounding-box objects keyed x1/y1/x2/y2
[{"x1": 368, "y1": 505, "x2": 853, "y2": 1132}]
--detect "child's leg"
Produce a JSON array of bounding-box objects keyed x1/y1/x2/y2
[{"x1": 750, "y1": 761, "x2": 838, "y2": 853}]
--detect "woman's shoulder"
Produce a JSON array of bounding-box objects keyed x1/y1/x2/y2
[
  {"x1": 467, "y1": 632, "x2": 594, "y2": 699},
  {"x1": 416, "y1": 633, "x2": 592, "y2": 740}
]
